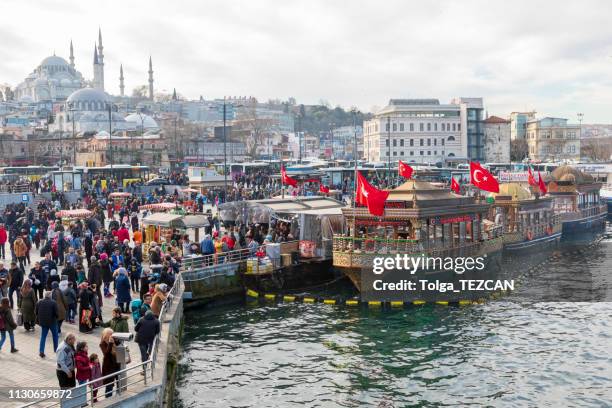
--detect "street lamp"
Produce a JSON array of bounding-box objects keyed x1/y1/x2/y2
[{"x1": 105, "y1": 102, "x2": 117, "y2": 171}]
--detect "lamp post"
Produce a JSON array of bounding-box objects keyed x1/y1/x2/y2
[
  {"x1": 106, "y1": 102, "x2": 116, "y2": 171},
  {"x1": 222, "y1": 98, "x2": 228, "y2": 201},
  {"x1": 352, "y1": 109, "x2": 358, "y2": 208}
]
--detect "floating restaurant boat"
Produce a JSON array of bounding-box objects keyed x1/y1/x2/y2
[
  {"x1": 487, "y1": 183, "x2": 561, "y2": 251},
  {"x1": 547, "y1": 166, "x2": 607, "y2": 236},
  {"x1": 332, "y1": 180, "x2": 504, "y2": 302}
]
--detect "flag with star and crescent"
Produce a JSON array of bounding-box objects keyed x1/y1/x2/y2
[
  {"x1": 356, "y1": 171, "x2": 389, "y2": 216},
  {"x1": 469, "y1": 161, "x2": 499, "y2": 193}
]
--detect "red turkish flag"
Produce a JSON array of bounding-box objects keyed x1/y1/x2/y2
[
  {"x1": 451, "y1": 177, "x2": 461, "y2": 194},
  {"x1": 319, "y1": 185, "x2": 330, "y2": 194},
  {"x1": 470, "y1": 162, "x2": 499, "y2": 193},
  {"x1": 281, "y1": 166, "x2": 298, "y2": 187},
  {"x1": 398, "y1": 160, "x2": 413, "y2": 179},
  {"x1": 356, "y1": 172, "x2": 389, "y2": 216},
  {"x1": 527, "y1": 167, "x2": 538, "y2": 187},
  {"x1": 538, "y1": 171, "x2": 547, "y2": 194}
]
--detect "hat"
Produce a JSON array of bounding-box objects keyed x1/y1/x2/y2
[{"x1": 100, "y1": 253, "x2": 108, "y2": 260}]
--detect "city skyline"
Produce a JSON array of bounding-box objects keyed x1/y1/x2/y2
[{"x1": 2, "y1": 0, "x2": 612, "y2": 121}]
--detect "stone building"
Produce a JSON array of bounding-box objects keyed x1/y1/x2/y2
[{"x1": 483, "y1": 116, "x2": 511, "y2": 163}]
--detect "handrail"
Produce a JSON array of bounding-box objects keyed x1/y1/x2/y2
[{"x1": 20, "y1": 274, "x2": 183, "y2": 408}]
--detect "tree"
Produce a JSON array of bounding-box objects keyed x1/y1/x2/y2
[
  {"x1": 581, "y1": 138, "x2": 612, "y2": 161},
  {"x1": 510, "y1": 139, "x2": 529, "y2": 162},
  {"x1": 132, "y1": 85, "x2": 148, "y2": 98}
]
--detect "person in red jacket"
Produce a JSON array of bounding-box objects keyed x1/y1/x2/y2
[
  {"x1": 0, "y1": 224, "x2": 7, "y2": 260},
  {"x1": 116, "y1": 225, "x2": 130, "y2": 244},
  {"x1": 75, "y1": 341, "x2": 92, "y2": 385}
]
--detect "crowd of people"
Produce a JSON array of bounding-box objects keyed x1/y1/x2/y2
[{"x1": 0, "y1": 190, "x2": 180, "y2": 400}]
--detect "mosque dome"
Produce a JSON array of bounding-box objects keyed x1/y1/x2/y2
[
  {"x1": 67, "y1": 88, "x2": 111, "y2": 111},
  {"x1": 490, "y1": 183, "x2": 532, "y2": 201},
  {"x1": 124, "y1": 113, "x2": 159, "y2": 129},
  {"x1": 40, "y1": 55, "x2": 70, "y2": 68}
]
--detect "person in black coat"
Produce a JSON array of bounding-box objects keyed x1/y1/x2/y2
[
  {"x1": 8, "y1": 261, "x2": 24, "y2": 309},
  {"x1": 62, "y1": 263, "x2": 76, "y2": 286},
  {"x1": 134, "y1": 311, "x2": 160, "y2": 362},
  {"x1": 35, "y1": 292, "x2": 59, "y2": 357},
  {"x1": 84, "y1": 234, "x2": 93, "y2": 267},
  {"x1": 78, "y1": 283, "x2": 94, "y2": 333}
]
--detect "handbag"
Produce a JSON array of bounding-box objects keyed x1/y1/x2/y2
[{"x1": 16, "y1": 311, "x2": 23, "y2": 326}]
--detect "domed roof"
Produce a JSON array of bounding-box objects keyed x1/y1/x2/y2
[
  {"x1": 67, "y1": 88, "x2": 111, "y2": 104},
  {"x1": 40, "y1": 55, "x2": 69, "y2": 67},
  {"x1": 550, "y1": 165, "x2": 593, "y2": 184},
  {"x1": 490, "y1": 183, "x2": 532, "y2": 201},
  {"x1": 124, "y1": 113, "x2": 159, "y2": 129}
]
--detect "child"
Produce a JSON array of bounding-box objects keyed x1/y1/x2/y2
[
  {"x1": 89, "y1": 353, "x2": 102, "y2": 402},
  {"x1": 75, "y1": 341, "x2": 91, "y2": 385}
]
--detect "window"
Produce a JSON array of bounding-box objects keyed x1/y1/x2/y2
[
  {"x1": 434, "y1": 123, "x2": 438, "y2": 131},
  {"x1": 386, "y1": 139, "x2": 389, "y2": 147},
  {"x1": 458, "y1": 124, "x2": 461, "y2": 131},
  {"x1": 410, "y1": 139, "x2": 414, "y2": 146},
  {"x1": 419, "y1": 123, "x2": 424, "y2": 131},
  {"x1": 427, "y1": 138, "x2": 431, "y2": 146},
  {"x1": 410, "y1": 151, "x2": 414, "y2": 156},
  {"x1": 427, "y1": 123, "x2": 431, "y2": 131},
  {"x1": 393, "y1": 139, "x2": 397, "y2": 147},
  {"x1": 400, "y1": 139, "x2": 404, "y2": 147},
  {"x1": 393, "y1": 123, "x2": 397, "y2": 131},
  {"x1": 386, "y1": 151, "x2": 389, "y2": 156},
  {"x1": 410, "y1": 123, "x2": 414, "y2": 131},
  {"x1": 448, "y1": 153, "x2": 455, "y2": 157},
  {"x1": 434, "y1": 139, "x2": 437, "y2": 146},
  {"x1": 447, "y1": 136, "x2": 455, "y2": 142},
  {"x1": 400, "y1": 123, "x2": 404, "y2": 131},
  {"x1": 420, "y1": 151, "x2": 424, "y2": 156},
  {"x1": 386, "y1": 123, "x2": 390, "y2": 131},
  {"x1": 434, "y1": 150, "x2": 437, "y2": 155},
  {"x1": 441, "y1": 139, "x2": 445, "y2": 146},
  {"x1": 420, "y1": 139, "x2": 424, "y2": 146},
  {"x1": 452, "y1": 123, "x2": 456, "y2": 131},
  {"x1": 393, "y1": 151, "x2": 397, "y2": 156},
  {"x1": 400, "y1": 151, "x2": 404, "y2": 156},
  {"x1": 427, "y1": 151, "x2": 431, "y2": 155}
]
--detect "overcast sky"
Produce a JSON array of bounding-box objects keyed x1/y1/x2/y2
[{"x1": 2, "y1": 0, "x2": 612, "y2": 121}]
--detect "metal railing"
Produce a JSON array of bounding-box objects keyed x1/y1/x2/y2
[
  {"x1": 556, "y1": 204, "x2": 607, "y2": 222},
  {"x1": 21, "y1": 274, "x2": 183, "y2": 408}
]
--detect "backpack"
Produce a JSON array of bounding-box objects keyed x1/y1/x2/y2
[{"x1": 130, "y1": 299, "x2": 143, "y2": 323}]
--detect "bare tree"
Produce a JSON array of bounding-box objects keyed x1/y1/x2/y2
[
  {"x1": 510, "y1": 139, "x2": 528, "y2": 161},
  {"x1": 581, "y1": 138, "x2": 612, "y2": 161},
  {"x1": 131, "y1": 85, "x2": 148, "y2": 98},
  {"x1": 234, "y1": 101, "x2": 277, "y2": 158}
]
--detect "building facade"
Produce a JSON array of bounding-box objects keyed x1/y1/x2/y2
[
  {"x1": 483, "y1": 116, "x2": 511, "y2": 163},
  {"x1": 363, "y1": 99, "x2": 470, "y2": 164},
  {"x1": 526, "y1": 117, "x2": 580, "y2": 162},
  {"x1": 510, "y1": 111, "x2": 536, "y2": 140}
]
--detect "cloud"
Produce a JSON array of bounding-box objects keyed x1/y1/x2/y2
[{"x1": 1, "y1": 0, "x2": 612, "y2": 121}]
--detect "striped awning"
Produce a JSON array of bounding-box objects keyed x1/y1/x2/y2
[
  {"x1": 138, "y1": 202, "x2": 181, "y2": 212},
  {"x1": 56, "y1": 209, "x2": 93, "y2": 218}
]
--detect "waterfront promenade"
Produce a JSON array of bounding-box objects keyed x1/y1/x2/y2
[{"x1": 0, "y1": 249, "x2": 184, "y2": 407}]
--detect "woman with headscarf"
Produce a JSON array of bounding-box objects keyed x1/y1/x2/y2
[
  {"x1": 114, "y1": 267, "x2": 131, "y2": 314},
  {"x1": 99, "y1": 328, "x2": 120, "y2": 398},
  {"x1": 78, "y1": 282, "x2": 94, "y2": 333},
  {"x1": 19, "y1": 278, "x2": 37, "y2": 331}
]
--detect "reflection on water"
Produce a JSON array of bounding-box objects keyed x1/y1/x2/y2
[{"x1": 175, "y1": 238, "x2": 612, "y2": 407}]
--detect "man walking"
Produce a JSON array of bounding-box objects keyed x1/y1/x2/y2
[
  {"x1": 35, "y1": 291, "x2": 59, "y2": 358},
  {"x1": 56, "y1": 333, "x2": 76, "y2": 389},
  {"x1": 135, "y1": 310, "x2": 160, "y2": 363}
]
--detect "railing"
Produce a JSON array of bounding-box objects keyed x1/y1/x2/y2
[
  {"x1": 0, "y1": 184, "x2": 30, "y2": 193},
  {"x1": 21, "y1": 274, "x2": 183, "y2": 408},
  {"x1": 504, "y1": 214, "x2": 561, "y2": 239},
  {"x1": 557, "y1": 204, "x2": 607, "y2": 222}
]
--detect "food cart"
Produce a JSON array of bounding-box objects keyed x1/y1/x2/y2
[
  {"x1": 142, "y1": 213, "x2": 210, "y2": 256},
  {"x1": 56, "y1": 209, "x2": 94, "y2": 228},
  {"x1": 108, "y1": 192, "x2": 132, "y2": 211}
]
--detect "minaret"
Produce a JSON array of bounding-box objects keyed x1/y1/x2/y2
[
  {"x1": 97, "y1": 28, "x2": 105, "y2": 91},
  {"x1": 69, "y1": 40, "x2": 75, "y2": 69},
  {"x1": 172, "y1": 88, "x2": 177, "y2": 101},
  {"x1": 119, "y1": 64, "x2": 125, "y2": 97},
  {"x1": 148, "y1": 56, "x2": 154, "y2": 100},
  {"x1": 93, "y1": 43, "x2": 100, "y2": 89}
]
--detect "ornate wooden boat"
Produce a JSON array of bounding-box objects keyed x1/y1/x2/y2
[
  {"x1": 332, "y1": 180, "x2": 504, "y2": 301},
  {"x1": 488, "y1": 183, "x2": 561, "y2": 251},
  {"x1": 547, "y1": 166, "x2": 607, "y2": 237}
]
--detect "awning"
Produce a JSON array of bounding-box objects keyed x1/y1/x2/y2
[
  {"x1": 57, "y1": 209, "x2": 93, "y2": 219},
  {"x1": 139, "y1": 202, "x2": 181, "y2": 212},
  {"x1": 109, "y1": 192, "x2": 132, "y2": 198},
  {"x1": 142, "y1": 213, "x2": 184, "y2": 227},
  {"x1": 181, "y1": 188, "x2": 199, "y2": 193},
  {"x1": 180, "y1": 215, "x2": 210, "y2": 228}
]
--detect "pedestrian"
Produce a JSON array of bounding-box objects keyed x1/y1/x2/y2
[
  {"x1": 128, "y1": 258, "x2": 141, "y2": 293},
  {"x1": 51, "y1": 281, "x2": 67, "y2": 334},
  {"x1": 139, "y1": 269, "x2": 150, "y2": 301},
  {"x1": 8, "y1": 261, "x2": 23, "y2": 309},
  {"x1": 0, "y1": 297, "x2": 18, "y2": 353},
  {"x1": 19, "y1": 279, "x2": 37, "y2": 331},
  {"x1": 134, "y1": 310, "x2": 159, "y2": 363},
  {"x1": 0, "y1": 224, "x2": 7, "y2": 260},
  {"x1": 75, "y1": 341, "x2": 91, "y2": 385},
  {"x1": 35, "y1": 290, "x2": 59, "y2": 358},
  {"x1": 100, "y1": 328, "x2": 120, "y2": 398},
  {"x1": 63, "y1": 281, "x2": 77, "y2": 324},
  {"x1": 13, "y1": 236, "x2": 27, "y2": 272},
  {"x1": 151, "y1": 284, "x2": 168, "y2": 317},
  {"x1": 100, "y1": 306, "x2": 129, "y2": 333},
  {"x1": 89, "y1": 353, "x2": 102, "y2": 402},
  {"x1": 114, "y1": 268, "x2": 131, "y2": 313},
  {"x1": 77, "y1": 282, "x2": 94, "y2": 333},
  {"x1": 0, "y1": 262, "x2": 9, "y2": 298},
  {"x1": 56, "y1": 333, "x2": 76, "y2": 389},
  {"x1": 29, "y1": 262, "x2": 45, "y2": 300}
]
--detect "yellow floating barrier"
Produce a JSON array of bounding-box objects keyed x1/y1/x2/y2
[
  {"x1": 368, "y1": 301, "x2": 382, "y2": 307},
  {"x1": 264, "y1": 294, "x2": 276, "y2": 300},
  {"x1": 345, "y1": 300, "x2": 359, "y2": 306},
  {"x1": 390, "y1": 301, "x2": 404, "y2": 308},
  {"x1": 283, "y1": 295, "x2": 296, "y2": 302},
  {"x1": 458, "y1": 300, "x2": 472, "y2": 306},
  {"x1": 246, "y1": 289, "x2": 259, "y2": 298},
  {"x1": 412, "y1": 300, "x2": 426, "y2": 305},
  {"x1": 323, "y1": 299, "x2": 336, "y2": 305},
  {"x1": 435, "y1": 301, "x2": 449, "y2": 306},
  {"x1": 303, "y1": 297, "x2": 315, "y2": 303}
]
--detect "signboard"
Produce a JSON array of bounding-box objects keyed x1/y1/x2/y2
[
  {"x1": 430, "y1": 214, "x2": 474, "y2": 225},
  {"x1": 498, "y1": 172, "x2": 529, "y2": 182},
  {"x1": 384, "y1": 201, "x2": 406, "y2": 209},
  {"x1": 21, "y1": 194, "x2": 29, "y2": 202}
]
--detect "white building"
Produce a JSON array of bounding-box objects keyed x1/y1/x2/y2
[
  {"x1": 526, "y1": 117, "x2": 580, "y2": 162},
  {"x1": 483, "y1": 116, "x2": 511, "y2": 163},
  {"x1": 363, "y1": 99, "x2": 465, "y2": 164}
]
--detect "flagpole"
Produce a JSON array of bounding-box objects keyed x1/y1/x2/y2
[{"x1": 281, "y1": 160, "x2": 285, "y2": 199}]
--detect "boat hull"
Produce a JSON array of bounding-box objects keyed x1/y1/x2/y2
[
  {"x1": 243, "y1": 259, "x2": 338, "y2": 293},
  {"x1": 561, "y1": 211, "x2": 607, "y2": 237}
]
